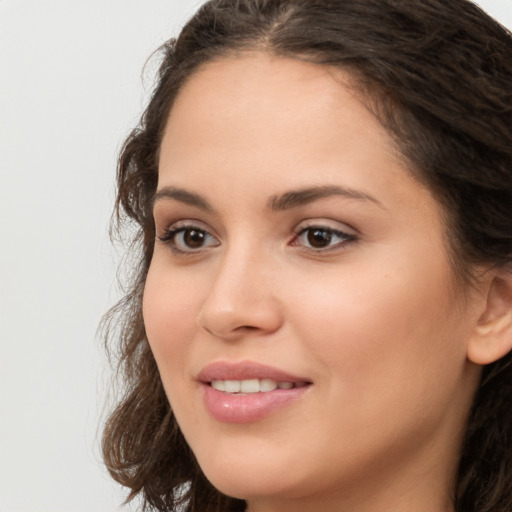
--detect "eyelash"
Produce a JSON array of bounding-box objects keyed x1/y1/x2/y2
[
  {"x1": 157, "y1": 224, "x2": 219, "y2": 254},
  {"x1": 157, "y1": 223, "x2": 357, "y2": 255},
  {"x1": 292, "y1": 225, "x2": 357, "y2": 252}
]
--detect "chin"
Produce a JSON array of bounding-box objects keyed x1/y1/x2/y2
[
  {"x1": 205, "y1": 472, "x2": 299, "y2": 502},
  {"x1": 196, "y1": 448, "x2": 310, "y2": 501}
]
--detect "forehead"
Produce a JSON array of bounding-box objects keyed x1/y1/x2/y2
[{"x1": 159, "y1": 52, "x2": 406, "y2": 186}]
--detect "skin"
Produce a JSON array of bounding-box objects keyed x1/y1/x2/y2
[{"x1": 143, "y1": 53, "x2": 487, "y2": 512}]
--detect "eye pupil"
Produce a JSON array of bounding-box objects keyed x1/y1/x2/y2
[
  {"x1": 307, "y1": 229, "x2": 332, "y2": 248},
  {"x1": 184, "y1": 229, "x2": 205, "y2": 248}
]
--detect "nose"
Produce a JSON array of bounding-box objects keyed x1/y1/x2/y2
[{"x1": 197, "y1": 247, "x2": 283, "y2": 341}]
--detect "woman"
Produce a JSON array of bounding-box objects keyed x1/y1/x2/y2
[{"x1": 102, "y1": 1, "x2": 512, "y2": 511}]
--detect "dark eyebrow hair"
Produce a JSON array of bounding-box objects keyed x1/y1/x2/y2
[
  {"x1": 268, "y1": 185, "x2": 383, "y2": 211},
  {"x1": 152, "y1": 186, "x2": 214, "y2": 212},
  {"x1": 151, "y1": 184, "x2": 383, "y2": 214}
]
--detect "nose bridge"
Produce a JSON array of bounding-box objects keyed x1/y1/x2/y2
[{"x1": 198, "y1": 236, "x2": 282, "y2": 338}]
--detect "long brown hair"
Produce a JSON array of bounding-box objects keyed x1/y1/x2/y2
[{"x1": 102, "y1": 1, "x2": 512, "y2": 510}]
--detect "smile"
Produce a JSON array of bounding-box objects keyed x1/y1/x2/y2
[
  {"x1": 210, "y1": 379, "x2": 302, "y2": 393},
  {"x1": 198, "y1": 361, "x2": 312, "y2": 423}
]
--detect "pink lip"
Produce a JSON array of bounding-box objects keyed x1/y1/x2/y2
[
  {"x1": 197, "y1": 361, "x2": 312, "y2": 424},
  {"x1": 197, "y1": 360, "x2": 309, "y2": 383}
]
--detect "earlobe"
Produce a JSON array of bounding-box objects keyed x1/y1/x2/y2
[{"x1": 467, "y1": 269, "x2": 512, "y2": 365}]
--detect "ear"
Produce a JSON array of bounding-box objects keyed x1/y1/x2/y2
[{"x1": 467, "y1": 268, "x2": 512, "y2": 365}]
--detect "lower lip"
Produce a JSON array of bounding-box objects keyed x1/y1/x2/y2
[{"x1": 202, "y1": 384, "x2": 309, "y2": 423}]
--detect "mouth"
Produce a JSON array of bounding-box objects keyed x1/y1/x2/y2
[
  {"x1": 209, "y1": 378, "x2": 309, "y2": 394},
  {"x1": 197, "y1": 360, "x2": 312, "y2": 389},
  {"x1": 197, "y1": 361, "x2": 312, "y2": 423}
]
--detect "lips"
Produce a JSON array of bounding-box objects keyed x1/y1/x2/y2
[
  {"x1": 197, "y1": 360, "x2": 310, "y2": 383},
  {"x1": 197, "y1": 361, "x2": 312, "y2": 423}
]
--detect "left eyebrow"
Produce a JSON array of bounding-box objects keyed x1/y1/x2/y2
[
  {"x1": 151, "y1": 186, "x2": 215, "y2": 212},
  {"x1": 268, "y1": 185, "x2": 384, "y2": 211}
]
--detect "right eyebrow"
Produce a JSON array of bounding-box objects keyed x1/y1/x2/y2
[
  {"x1": 151, "y1": 186, "x2": 214, "y2": 212},
  {"x1": 268, "y1": 185, "x2": 384, "y2": 211}
]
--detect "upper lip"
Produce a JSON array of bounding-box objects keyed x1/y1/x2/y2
[{"x1": 197, "y1": 360, "x2": 311, "y2": 384}]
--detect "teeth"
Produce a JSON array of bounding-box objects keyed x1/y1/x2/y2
[
  {"x1": 260, "y1": 378, "x2": 278, "y2": 392},
  {"x1": 212, "y1": 379, "x2": 225, "y2": 391},
  {"x1": 224, "y1": 380, "x2": 241, "y2": 393},
  {"x1": 211, "y1": 378, "x2": 295, "y2": 394},
  {"x1": 240, "y1": 379, "x2": 259, "y2": 393}
]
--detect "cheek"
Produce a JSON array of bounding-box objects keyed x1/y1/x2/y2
[
  {"x1": 142, "y1": 263, "x2": 201, "y2": 381},
  {"x1": 286, "y1": 253, "x2": 467, "y2": 407},
  {"x1": 142, "y1": 263, "x2": 211, "y2": 435}
]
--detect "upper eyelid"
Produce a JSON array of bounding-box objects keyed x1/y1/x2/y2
[
  {"x1": 294, "y1": 218, "x2": 358, "y2": 235},
  {"x1": 160, "y1": 223, "x2": 219, "y2": 242},
  {"x1": 156, "y1": 217, "x2": 358, "y2": 239},
  {"x1": 294, "y1": 226, "x2": 356, "y2": 241},
  {"x1": 157, "y1": 218, "x2": 215, "y2": 233}
]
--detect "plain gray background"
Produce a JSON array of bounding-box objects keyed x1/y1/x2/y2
[{"x1": 1, "y1": 1, "x2": 511, "y2": 511}]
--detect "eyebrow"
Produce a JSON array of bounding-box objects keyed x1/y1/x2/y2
[
  {"x1": 152, "y1": 186, "x2": 214, "y2": 212},
  {"x1": 268, "y1": 185, "x2": 383, "y2": 211},
  {"x1": 151, "y1": 184, "x2": 383, "y2": 213}
]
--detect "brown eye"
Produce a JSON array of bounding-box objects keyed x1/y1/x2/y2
[
  {"x1": 294, "y1": 226, "x2": 355, "y2": 251},
  {"x1": 183, "y1": 229, "x2": 207, "y2": 248},
  {"x1": 307, "y1": 229, "x2": 333, "y2": 248},
  {"x1": 158, "y1": 225, "x2": 219, "y2": 253}
]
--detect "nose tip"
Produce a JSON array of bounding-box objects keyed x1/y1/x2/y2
[
  {"x1": 197, "y1": 265, "x2": 283, "y2": 341},
  {"x1": 198, "y1": 301, "x2": 282, "y2": 340}
]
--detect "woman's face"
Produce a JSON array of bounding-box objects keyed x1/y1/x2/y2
[{"x1": 144, "y1": 54, "x2": 482, "y2": 511}]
